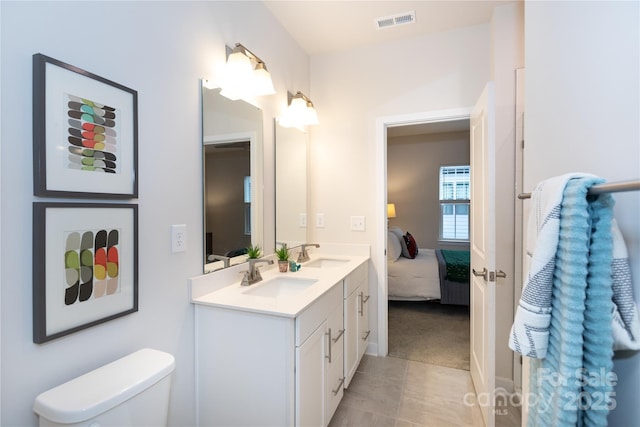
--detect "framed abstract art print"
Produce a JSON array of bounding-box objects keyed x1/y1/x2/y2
[
  {"x1": 33, "y1": 53, "x2": 138, "y2": 198},
  {"x1": 33, "y1": 202, "x2": 138, "y2": 343}
]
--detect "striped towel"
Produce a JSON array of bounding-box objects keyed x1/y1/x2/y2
[
  {"x1": 610, "y1": 221, "x2": 640, "y2": 351},
  {"x1": 528, "y1": 177, "x2": 614, "y2": 426},
  {"x1": 509, "y1": 173, "x2": 640, "y2": 359}
]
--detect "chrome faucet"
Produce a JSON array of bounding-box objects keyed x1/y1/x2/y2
[
  {"x1": 297, "y1": 243, "x2": 320, "y2": 263},
  {"x1": 241, "y1": 258, "x2": 274, "y2": 286}
]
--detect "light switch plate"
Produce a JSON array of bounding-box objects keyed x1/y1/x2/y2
[
  {"x1": 316, "y1": 213, "x2": 325, "y2": 228},
  {"x1": 299, "y1": 213, "x2": 307, "y2": 227},
  {"x1": 171, "y1": 224, "x2": 187, "y2": 253},
  {"x1": 350, "y1": 216, "x2": 365, "y2": 231}
]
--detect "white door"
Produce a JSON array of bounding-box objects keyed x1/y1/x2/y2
[{"x1": 469, "y1": 83, "x2": 496, "y2": 427}]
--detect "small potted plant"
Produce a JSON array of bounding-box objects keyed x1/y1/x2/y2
[
  {"x1": 246, "y1": 244, "x2": 262, "y2": 260},
  {"x1": 275, "y1": 245, "x2": 290, "y2": 272}
]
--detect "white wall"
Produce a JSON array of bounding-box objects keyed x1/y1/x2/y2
[
  {"x1": 0, "y1": 1, "x2": 309, "y2": 425},
  {"x1": 387, "y1": 131, "x2": 470, "y2": 249},
  {"x1": 524, "y1": 1, "x2": 640, "y2": 423},
  {"x1": 309, "y1": 20, "x2": 491, "y2": 354}
]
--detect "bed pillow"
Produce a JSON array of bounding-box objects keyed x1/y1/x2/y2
[
  {"x1": 389, "y1": 226, "x2": 404, "y2": 241},
  {"x1": 387, "y1": 231, "x2": 402, "y2": 263},
  {"x1": 402, "y1": 232, "x2": 418, "y2": 259}
]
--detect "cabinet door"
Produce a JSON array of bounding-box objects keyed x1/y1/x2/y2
[
  {"x1": 296, "y1": 320, "x2": 327, "y2": 427},
  {"x1": 344, "y1": 287, "x2": 359, "y2": 387},
  {"x1": 358, "y1": 289, "x2": 371, "y2": 361},
  {"x1": 325, "y1": 304, "x2": 345, "y2": 422}
]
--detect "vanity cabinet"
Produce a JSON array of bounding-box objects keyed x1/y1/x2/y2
[
  {"x1": 343, "y1": 261, "x2": 370, "y2": 387},
  {"x1": 196, "y1": 281, "x2": 344, "y2": 427},
  {"x1": 296, "y1": 283, "x2": 344, "y2": 426}
]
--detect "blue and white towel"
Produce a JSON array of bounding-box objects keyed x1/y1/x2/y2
[
  {"x1": 610, "y1": 222, "x2": 640, "y2": 351},
  {"x1": 509, "y1": 173, "x2": 640, "y2": 359},
  {"x1": 527, "y1": 177, "x2": 614, "y2": 427}
]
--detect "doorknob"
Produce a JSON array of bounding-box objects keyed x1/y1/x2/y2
[{"x1": 472, "y1": 267, "x2": 488, "y2": 280}]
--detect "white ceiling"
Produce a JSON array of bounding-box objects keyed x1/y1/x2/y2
[
  {"x1": 263, "y1": 0, "x2": 512, "y2": 137},
  {"x1": 263, "y1": 0, "x2": 516, "y2": 55}
]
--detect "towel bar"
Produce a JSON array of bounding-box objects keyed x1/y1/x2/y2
[{"x1": 518, "y1": 179, "x2": 640, "y2": 200}]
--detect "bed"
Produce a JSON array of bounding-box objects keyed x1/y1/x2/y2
[
  {"x1": 435, "y1": 249, "x2": 470, "y2": 306},
  {"x1": 387, "y1": 227, "x2": 470, "y2": 305},
  {"x1": 388, "y1": 248, "x2": 441, "y2": 301}
]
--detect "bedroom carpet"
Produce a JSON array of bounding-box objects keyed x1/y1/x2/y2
[{"x1": 388, "y1": 300, "x2": 470, "y2": 371}]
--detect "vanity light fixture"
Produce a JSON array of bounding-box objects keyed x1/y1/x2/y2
[
  {"x1": 219, "y1": 43, "x2": 275, "y2": 101},
  {"x1": 279, "y1": 91, "x2": 319, "y2": 128}
]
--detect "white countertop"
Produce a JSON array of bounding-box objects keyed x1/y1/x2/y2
[{"x1": 191, "y1": 247, "x2": 369, "y2": 318}]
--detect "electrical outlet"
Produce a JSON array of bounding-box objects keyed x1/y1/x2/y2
[
  {"x1": 171, "y1": 224, "x2": 187, "y2": 253},
  {"x1": 299, "y1": 213, "x2": 307, "y2": 228},
  {"x1": 316, "y1": 213, "x2": 325, "y2": 228},
  {"x1": 350, "y1": 216, "x2": 366, "y2": 231}
]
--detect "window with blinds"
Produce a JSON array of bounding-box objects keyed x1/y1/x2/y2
[{"x1": 439, "y1": 165, "x2": 470, "y2": 241}]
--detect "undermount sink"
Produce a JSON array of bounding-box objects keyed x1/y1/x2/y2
[
  {"x1": 305, "y1": 258, "x2": 349, "y2": 268},
  {"x1": 243, "y1": 276, "x2": 318, "y2": 298}
]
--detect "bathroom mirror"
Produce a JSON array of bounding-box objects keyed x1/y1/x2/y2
[
  {"x1": 202, "y1": 85, "x2": 264, "y2": 273},
  {"x1": 275, "y1": 120, "x2": 308, "y2": 248}
]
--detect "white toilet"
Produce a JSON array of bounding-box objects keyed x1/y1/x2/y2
[{"x1": 33, "y1": 348, "x2": 175, "y2": 427}]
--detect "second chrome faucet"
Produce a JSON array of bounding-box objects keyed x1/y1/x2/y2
[
  {"x1": 241, "y1": 258, "x2": 274, "y2": 286},
  {"x1": 297, "y1": 243, "x2": 320, "y2": 263}
]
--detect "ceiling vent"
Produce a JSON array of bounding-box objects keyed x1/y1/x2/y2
[{"x1": 375, "y1": 11, "x2": 416, "y2": 30}]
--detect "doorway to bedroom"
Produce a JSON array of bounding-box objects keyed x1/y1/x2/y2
[{"x1": 385, "y1": 118, "x2": 471, "y2": 371}]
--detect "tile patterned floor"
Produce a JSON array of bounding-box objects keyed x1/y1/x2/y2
[{"x1": 329, "y1": 355, "x2": 521, "y2": 427}]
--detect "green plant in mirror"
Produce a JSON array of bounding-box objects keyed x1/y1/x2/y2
[
  {"x1": 275, "y1": 246, "x2": 290, "y2": 261},
  {"x1": 246, "y1": 244, "x2": 262, "y2": 259}
]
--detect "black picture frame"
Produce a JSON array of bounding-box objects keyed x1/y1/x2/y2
[
  {"x1": 33, "y1": 202, "x2": 138, "y2": 343},
  {"x1": 33, "y1": 53, "x2": 138, "y2": 198}
]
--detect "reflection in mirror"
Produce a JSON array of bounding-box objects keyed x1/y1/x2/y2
[
  {"x1": 202, "y1": 85, "x2": 263, "y2": 273},
  {"x1": 275, "y1": 120, "x2": 307, "y2": 248}
]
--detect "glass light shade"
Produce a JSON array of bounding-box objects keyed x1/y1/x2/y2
[
  {"x1": 219, "y1": 49, "x2": 253, "y2": 101},
  {"x1": 225, "y1": 50, "x2": 253, "y2": 81},
  {"x1": 387, "y1": 203, "x2": 397, "y2": 218},
  {"x1": 277, "y1": 115, "x2": 294, "y2": 128},
  {"x1": 283, "y1": 97, "x2": 306, "y2": 127},
  {"x1": 289, "y1": 97, "x2": 308, "y2": 118},
  {"x1": 304, "y1": 103, "x2": 319, "y2": 125},
  {"x1": 252, "y1": 64, "x2": 275, "y2": 96},
  {"x1": 280, "y1": 92, "x2": 319, "y2": 128}
]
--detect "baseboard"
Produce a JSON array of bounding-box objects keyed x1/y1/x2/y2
[{"x1": 366, "y1": 342, "x2": 379, "y2": 357}]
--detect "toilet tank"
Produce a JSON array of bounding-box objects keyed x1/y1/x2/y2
[{"x1": 34, "y1": 348, "x2": 175, "y2": 427}]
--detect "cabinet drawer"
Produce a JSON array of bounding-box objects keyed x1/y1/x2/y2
[
  {"x1": 296, "y1": 283, "x2": 342, "y2": 346},
  {"x1": 344, "y1": 262, "x2": 368, "y2": 297}
]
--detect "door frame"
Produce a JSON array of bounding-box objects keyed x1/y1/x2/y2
[{"x1": 374, "y1": 107, "x2": 472, "y2": 356}]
